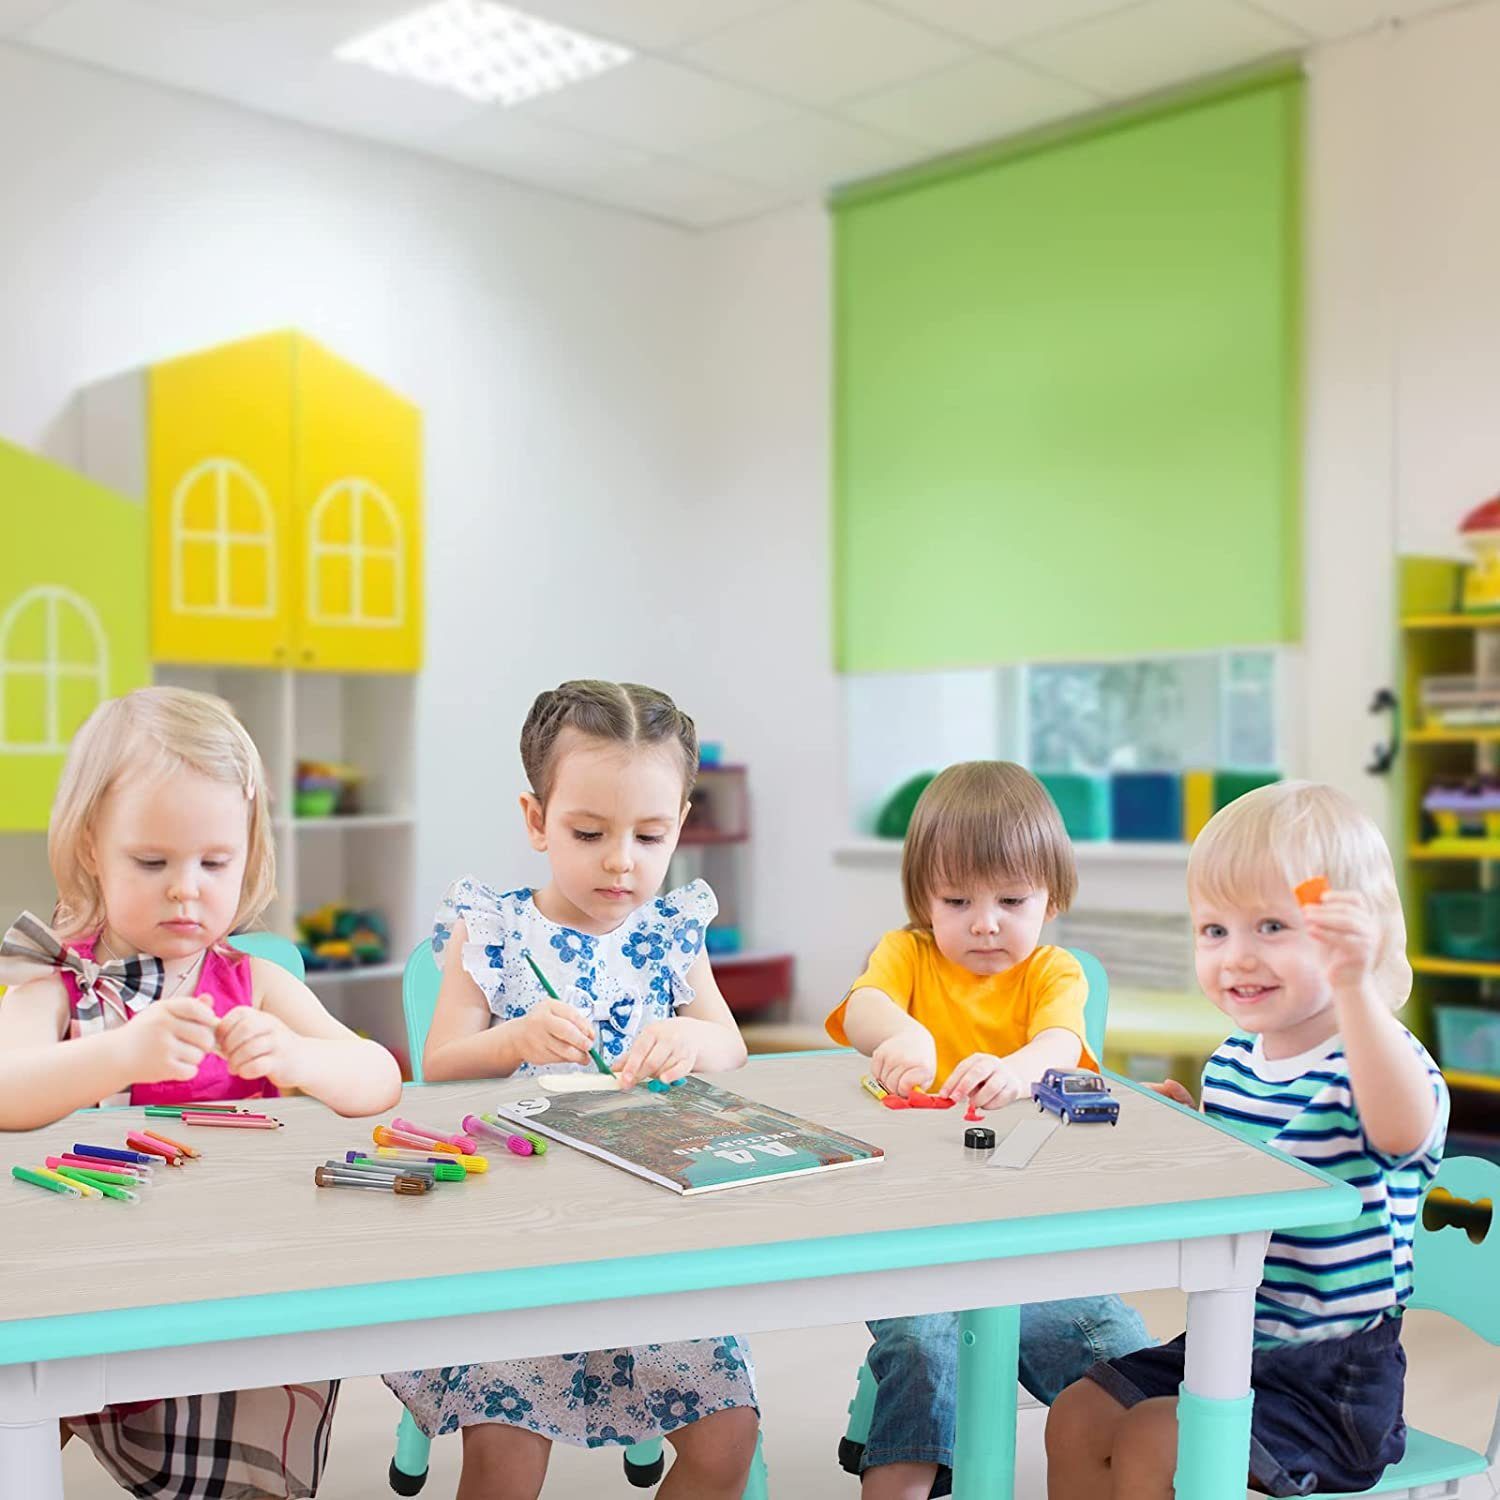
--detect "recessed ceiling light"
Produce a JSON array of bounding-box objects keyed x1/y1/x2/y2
[{"x1": 335, "y1": 0, "x2": 633, "y2": 107}]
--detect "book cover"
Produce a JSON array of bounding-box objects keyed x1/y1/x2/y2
[{"x1": 491, "y1": 1076, "x2": 884, "y2": 1195}]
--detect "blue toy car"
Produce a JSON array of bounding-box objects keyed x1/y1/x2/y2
[{"x1": 1031, "y1": 1068, "x2": 1119, "y2": 1125}]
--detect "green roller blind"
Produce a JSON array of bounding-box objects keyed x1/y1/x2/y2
[{"x1": 833, "y1": 73, "x2": 1302, "y2": 673}]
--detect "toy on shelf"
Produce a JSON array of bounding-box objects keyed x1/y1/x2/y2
[
  {"x1": 295, "y1": 759, "x2": 364, "y2": 818},
  {"x1": 1461, "y1": 495, "x2": 1500, "y2": 613},
  {"x1": 1031, "y1": 1068, "x2": 1118, "y2": 1125},
  {"x1": 1419, "y1": 677, "x2": 1500, "y2": 730},
  {"x1": 297, "y1": 904, "x2": 388, "y2": 971},
  {"x1": 1423, "y1": 778, "x2": 1500, "y2": 842}
]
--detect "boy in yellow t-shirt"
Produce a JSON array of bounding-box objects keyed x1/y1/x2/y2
[{"x1": 827, "y1": 762, "x2": 1148, "y2": 1500}]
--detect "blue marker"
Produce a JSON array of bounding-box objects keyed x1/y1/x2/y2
[{"x1": 73, "y1": 1143, "x2": 157, "y2": 1165}]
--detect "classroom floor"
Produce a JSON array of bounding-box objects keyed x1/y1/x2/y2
[{"x1": 60, "y1": 1291, "x2": 1500, "y2": 1499}]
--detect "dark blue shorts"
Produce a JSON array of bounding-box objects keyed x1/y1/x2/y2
[{"x1": 1084, "y1": 1314, "x2": 1407, "y2": 1496}]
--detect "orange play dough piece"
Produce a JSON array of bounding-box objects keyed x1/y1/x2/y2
[{"x1": 1295, "y1": 876, "x2": 1330, "y2": 907}]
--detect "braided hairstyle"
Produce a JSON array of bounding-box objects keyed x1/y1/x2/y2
[{"x1": 520, "y1": 681, "x2": 699, "y2": 808}]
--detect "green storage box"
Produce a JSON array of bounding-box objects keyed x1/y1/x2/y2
[
  {"x1": 1429, "y1": 891, "x2": 1500, "y2": 963},
  {"x1": 1039, "y1": 773, "x2": 1111, "y2": 841},
  {"x1": 1212, "y1": 769, "x2": 1280, "y2": 812}
]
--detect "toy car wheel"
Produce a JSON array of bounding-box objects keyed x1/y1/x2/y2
[{"x1": 1060, "y1": 1112, "x2": 1070, "y2": 1125}]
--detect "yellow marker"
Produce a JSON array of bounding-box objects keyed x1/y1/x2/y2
[
  {"x1": 376, "y1": 1146, "x2": 489, "y2": 1174},
  {"x1": 35, "y1": 1165, "x2": 102, "y2": 1199},
  {"x1": 860, "y1": 1074, "x2": 889, "y2": 1101}
]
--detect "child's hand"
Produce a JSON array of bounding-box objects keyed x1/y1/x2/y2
[
  {"x1": 504, "y1": 1000, "x2": 597, "y2": 1068},
  {"x1": 938, "y1": 1053, "x2": 1026, "y2": 1110},
  {"x1": 217, "y1": 1005, "x2": 308, "y2": 1088},
  {"x1": 122, "y1": 995, "x2": 219, "y2": 1083},
  {"x1": 1148, "y1": 1079, "x2": 1195, "y2": 1108},
  {"x1": 1303, "y1": 888, "x2": 1381, "y2": 990},
  {"x1": 870, "y1": 1028, "x2": 937, "y2": 1098},
  {"x1": 616, "y1": 1019, "x2": 695, "y2": 1089}
]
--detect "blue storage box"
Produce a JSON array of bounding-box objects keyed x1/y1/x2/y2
[{"x1": 1111, "y1": 772, "x2": 1184, "y2": 842}]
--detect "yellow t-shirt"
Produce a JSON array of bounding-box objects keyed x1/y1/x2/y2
[{"x1": 825, "y1": 930, "x2": 1097, "y2": 1082}]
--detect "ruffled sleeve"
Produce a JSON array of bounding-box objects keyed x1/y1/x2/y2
[
  {"x1": 431, "y1": 877, "x2": 529, "y2": 1015},
  {"x1": 656, "y1": 879, "x2": 718, "y2": 1010}
]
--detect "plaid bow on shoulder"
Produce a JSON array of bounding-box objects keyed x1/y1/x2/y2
[{"x1": 0, "y1": 911, "x2": 165, "y2": 1035}]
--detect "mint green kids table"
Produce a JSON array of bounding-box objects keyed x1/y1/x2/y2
[{"x1": 0, "y1": 1054, "x2": 1355, "y2": 1499}]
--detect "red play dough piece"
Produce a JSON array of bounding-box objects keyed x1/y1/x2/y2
[
  {"x1": 907, "y1": 1092, "x2": 938, "y2": 1109},
  {"x1": 964, "y1": 1102, "x2": 984, "y2": 1122},
  {"x1": 882, "y1": 1095, "x2": 910, "y2": 1110}
]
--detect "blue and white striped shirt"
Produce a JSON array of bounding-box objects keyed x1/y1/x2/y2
[{"x1": 1200, "y1": 1030, "x2": 1447, "y2": 1347}]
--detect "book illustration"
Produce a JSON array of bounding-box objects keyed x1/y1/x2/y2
[{"x1": 493, "y1": 1075, "x2": 883, "y2": 1194}]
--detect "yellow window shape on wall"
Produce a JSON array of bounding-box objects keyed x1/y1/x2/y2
[
  {"x1": 0, "y1": 587, "x2": 109, "y2": 755},
  {"x1": 170, "y1": 458, "x2": 276, "y2": 620},
  {"x1": 307, "y1": 479, "x2": 405, "y2": 630}
]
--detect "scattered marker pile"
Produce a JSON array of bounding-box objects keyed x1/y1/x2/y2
[{"x1": 315, "y1": 1113, "x2": 547, "y2": 1197}]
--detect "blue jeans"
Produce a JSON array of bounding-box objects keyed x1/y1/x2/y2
[{"x1": 862, "y1": 1296, "x2": 1151, "y2": 1492}]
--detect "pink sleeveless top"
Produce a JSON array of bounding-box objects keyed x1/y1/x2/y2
[{"x1": 62, "y1": 936, "x2": 279, "y2": 1106}]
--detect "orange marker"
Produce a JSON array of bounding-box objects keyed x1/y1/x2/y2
[
  {"x1": 136, "y1": 1127, "x2": 201, "y2": 1160},
  {"x1": 1295, "y1": 876, "x2": 1330, "y2": 907},
  {"x1": 374, "y1": 1125, "x2": 462, "y2": 1155}
]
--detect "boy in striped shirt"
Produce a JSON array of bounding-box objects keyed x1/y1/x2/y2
[{"x1": 1046, "y1": 782, "x2": 1447, "y2": 1498}]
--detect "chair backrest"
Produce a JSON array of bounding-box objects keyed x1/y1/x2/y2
[
  {"x1": 1067, "y1": 947, "x2": 1109, "y2": 1063},
  {"x1": 228, "y1": 930, "x2": 305, "y2": 980},
  {"x1": 1408, "y1": 1154, "x2": 1500, "y2": 1345},
  {"x1": 403, "y1": 939, "x2": 441, "y2": 1085}
]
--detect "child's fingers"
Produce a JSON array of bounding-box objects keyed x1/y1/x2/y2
[{"x1": 938, "y1": 1059, "x2": 982, "y2": 1100}]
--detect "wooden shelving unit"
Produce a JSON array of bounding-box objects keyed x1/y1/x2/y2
[{"x1": 1399, "y1": 557, "x2": 1500, "y2": 1156}]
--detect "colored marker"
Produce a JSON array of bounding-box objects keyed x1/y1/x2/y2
[
  {"x1": 126, "y1": 1134, "x2": 185, "y2": 1165},
  {"x1": 465, "y1": 1115, "x2": 540, "y2": 1157},
  {"x1": 391, "y1": 1117, "x2": 477, "y2": 1153},
  {"x1": 74, "y1": 1143, "x2": 156, "y2": 1165},
  {"x1": 46, "y1": 1157, "x2": 143, "y2": 1187},
  {"x1": 314, "y1": 1166, "x2": 426, "y2": 1195},
  {"x1": 181, "y1": 1113, "x2": 281, "y2": 1130},
  {"x1": 13, "y1": 1164, "x2": 80, "y2": 1198},
  {"x1": 476, "y1": 1117, "x2": 548, "y2": 1157},
  {"x1": 523, "y1": 950, "x2": 611, "y2": 1076},
  {"x1": 371, "y1": 1146, "x2": 489, "y2": 1174},
  {"x1": 60, "y1": 1152, "x2": 152, "y2": 1179},
  {"x1": 35, "y1": 1166, "x2": 102, "y2": 1198},
  {"x1": 345, "y1": 1157, "x2": 464, "y2": 1184},
  {"x1": 144, "y1": 1104, "x2": 245, "y2": 1117},
  {"x1": 52, "y1": 1167, "x2": 137, "y2": 1202},
  {"x1": 136, "y1": 1128, "x2": 201, "y2": 1159},
  {"x1": 373, "y1": 1125, "x2": 462, "y2": 1155}
]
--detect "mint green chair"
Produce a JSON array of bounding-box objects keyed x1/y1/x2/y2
[
  {"x1": 228, "y1": 929, "x2": 306, "y2": 979},
  {"x1": 839, "y1": 947, "x2": 1112, "y2": 1495},
  {"x1": 1324, "y1": 1155, "x2": 1500, "y2": 1498},
  {"x1": 389, "y1": 939, "x2": 769, "y2": 1497}
]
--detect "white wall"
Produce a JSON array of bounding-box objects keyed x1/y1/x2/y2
[{"x1": 0, "y1": 43, "x2": 710, "y2": 936}]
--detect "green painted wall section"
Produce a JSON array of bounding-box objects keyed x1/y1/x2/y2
[
  {"x1": 0, "y1": 440, "x2": 149, "y2": 830},
  {"x1": 833, "y1": 74, "x2": 1303, "y2": 672}
]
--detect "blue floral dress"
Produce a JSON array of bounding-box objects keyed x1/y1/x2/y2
[{"x1": 382, "y1": 877, "x2": 759, "y2": 1446}]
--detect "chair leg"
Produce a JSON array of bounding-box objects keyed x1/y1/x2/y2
[
  {"x1": 951, "y1": 1305, "x2": 1019, "y2": 1500},
  {"x1": 624, "y1": 1437, "x2": 666, "y2": 1488},
  {"x1": 741, "y1": 1431, "x2": 769, "y2": 1500},
  {"x1": 389, "y1": 1410, "x2": 431, "y2": 1496},
  {"x1": 839, "y1": 1358, "x2": 879, "y2": 1474}
]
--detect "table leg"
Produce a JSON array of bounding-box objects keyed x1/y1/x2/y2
[
  {"x1": 1176, "y1": 1286, "x2": 1255, "y2": 1499},
  {"x1": 951, "y1": 1304, "x2": 1019, "y2": 1500},
  {"x1": 0, "y1": 1417, "x2": 64, "y2": 1500}
]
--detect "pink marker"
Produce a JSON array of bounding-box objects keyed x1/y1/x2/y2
[
  {"x1": 59, "y1": 1152, "x2": 152, "y2": 1179},
  {"x1": 392, "y1": 1117, "x2": 478, "y2": 1154},
  {"x1": 462, "y1": 1114, "x2": 534, "y2": 1157}
]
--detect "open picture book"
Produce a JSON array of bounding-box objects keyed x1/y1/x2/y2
[{"x1": 490, "y1": 1075, "x2": 884, "y2": 1196}]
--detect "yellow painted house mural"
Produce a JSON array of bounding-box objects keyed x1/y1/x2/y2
[
  {"x1": 0, "y1": 440, "x2": 148, "y2": 830},
  {"x1": 147, "y1": 331, "x2": 423, "y2": 672}
]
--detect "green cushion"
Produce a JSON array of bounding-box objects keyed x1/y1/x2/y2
[{"x1": 875, "y1": 772, "x2": 936, "y2": 839}]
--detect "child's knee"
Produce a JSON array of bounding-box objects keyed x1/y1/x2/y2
[
  {"x1": 1045, "y1": 1378, "x2": 1122, "y2": 1459},
  {"x1": 669, "y1": 1406, "x2": 759, "y2": 1485},
  {"x1": 1112, "y1": 1397, "x2": 1179, "y2": 1483}
]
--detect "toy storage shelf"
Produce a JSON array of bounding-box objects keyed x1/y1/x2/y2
[
  {"x1": 1399, "y1": 557, "x2": 1500, "y2": 1159},
  {"x1": 153, "y1": 665, "x2": 418, "y2": 1069}
]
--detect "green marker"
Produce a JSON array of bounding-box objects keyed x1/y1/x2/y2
[
  {"x1": 62, "y1": 1166, "x2": 140, "y2": 1188},
  {"x1": 481, "y1": 1114, "x2": 547, "y2": 1155},
  {"x1": 522, "y1": 950, "x2": 611, "y2": 1076},
  {"x1": 13, "y1": 1165, "x2": 79, "y2": 1197},
  {"x1": 55, "y1": 1167, "x2": 137, "y2": 1203}
]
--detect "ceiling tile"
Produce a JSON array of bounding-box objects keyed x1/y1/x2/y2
[
  {"x1": 680, "y1": 0, "x2": 968, "y2": 108},
  {"x1": 430, "y1": 110, "x2": 651, "y2": 188},
  {"x1": 685, "y1": 110, "x2": 922, "y2": 191},
  {"x1": 580, "y1": 156, "x2": 793, "y2": 228},
  {"x1": 517, "y1": 0, "x2": 791, "y2": 50},
  {"x1": 875, "y1": 0, "x2": 1146, "y2": 49},
  {"x1": 143, "y1": 0, "x2": 404, "y2": 19},
  {"x1": 522, "y1": 55, "x2": 794, "y2": 152},
  {"x1": 22, "y1": 0, "x2": 484, "y2": 145},
  {"x1": 1009, "y1": 0, "x2": 1304, "y2": 99},
  {"x1": 1245, "y1": 0, "x2": 1460, "y2": 39},
  {"x1": 843, "y1": 52, "x2": 1099, "y2": 150},
  {"x1": 0, "y1": 0, "x2": 63, "y2": 35}
]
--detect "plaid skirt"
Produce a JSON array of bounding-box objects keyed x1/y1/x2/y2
[{"x1": 65, "y1": 1381, "x2": 339, "y2": 1499}]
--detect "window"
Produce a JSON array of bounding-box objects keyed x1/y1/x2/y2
[
  {"x1": 171, "y1": 458, "x2": 277, "y2": 618},
  {"x1": 846, "y1": 650, "x2": 1282, "y2": 835},
  {"x1": 307, "y1": 478, "x2": 405, "y2": 629},
  {"x1": 0, "y1": 585, "x2": 108, "y2": 753}
]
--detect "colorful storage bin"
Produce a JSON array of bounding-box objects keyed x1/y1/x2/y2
[
  {"x1": 1040, "y1": 773, "x2": 1110, "y2": 842},
  {"x1": 1435, "y1": 1005, "x2": 1500, "y2": 1076},
  {"x1": 1428, "y1": 891, "x2": 1500, "y2": 963},
  {"x1": 1111, "y1": 772, "x2": 1183, "y2": 842},
  {"x1": 1212, "y1": 769, "x2": 1280, "y2": 812}
]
